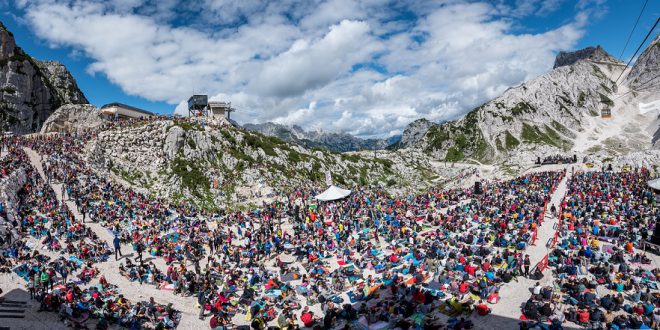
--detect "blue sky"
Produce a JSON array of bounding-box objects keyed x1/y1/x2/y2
[{"x1": 2, "y1": 0, "x2": 659, "y2": 137}]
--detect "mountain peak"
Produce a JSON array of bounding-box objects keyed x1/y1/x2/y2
[
  {"x1": 0, "y1": 21, "x2": 88, "y2": 133},
  {"x1": 553, "y1": 45, "x2": 619, "y2": 69},
  {"x1": 399, "y1": 118, "x2": 435, "y2": 147},
  {"x1": 626, "y1": 32, "x2": 660, "y2": 92}
]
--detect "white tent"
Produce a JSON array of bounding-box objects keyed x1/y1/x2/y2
[{"x1": 314, "y1": 185, "x2": 352, "y2": 201}]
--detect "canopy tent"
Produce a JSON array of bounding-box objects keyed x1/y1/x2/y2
[{"x1": 315, "y1": 185, "x2": 352, "y2": 201}]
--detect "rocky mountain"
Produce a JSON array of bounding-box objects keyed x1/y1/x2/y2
[
  {"x1": 84, "y1": 118, "x2": 441, "y2": 210},
  {"x1": 41, "y1": 104, "x2": 108, "y2": 133},
  {"x1": 626, "y1": 34, "x2": 660, "y2": 92},
  {"x1": 243, "y1": 121, "x2": 398, "y2": 152},
  {"x1": 390, "y1": 118, "x2": 436, "y2": 149},
  {"x1": 0, "y1": 22, "x2": 88, "y2": 133},
  {"x1": 553, "y1": 45, "x2": 620, "y2": 68},
  {"x1": 394, "y1": 40, "x2": 659, "y2": 164}
]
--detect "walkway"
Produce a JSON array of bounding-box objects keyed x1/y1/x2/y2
[{"x1": 484, "y1": 170, "x2": 571, "y2": 329}]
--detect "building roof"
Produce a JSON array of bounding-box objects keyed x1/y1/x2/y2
[{"x1": 100, "y1": 103, "x2": 155, "y2": 116}]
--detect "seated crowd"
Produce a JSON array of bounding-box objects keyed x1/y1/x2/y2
[{"x1": 521, "y1": 169, "x2": 659, "y2": 329}]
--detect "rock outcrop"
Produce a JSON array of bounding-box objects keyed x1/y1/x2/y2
[
  {"x1": 84, "y1": 119, "x2": 442, "y2": 209},
  {"x1": 397, "y1": 118, "x2": 435, "y2": 148},
  {"x1": 0, "y1": 22, "x2": 88, "y2": 133},
  {"x1": 626, "y1": 33, "x2": 660, "y2": 92},
  {"x1": 35, "y1": 60, "x2": 88, "y2": 105},
  {"x1": 0, "y1": 166, "x2": 27, "y2": 223},
  {"x1": 553, "y1": 45, "x2": 620, "y2": 68},
  {"x1": 41, "y1": 104, "x2": 108, "y2": 133}
]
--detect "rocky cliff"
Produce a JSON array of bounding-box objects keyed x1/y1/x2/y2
[
  {"x1": 0, "y1": 22, "x2": 88, "y2": 133},
  {"x1": 0, "y1": 166, "x2": 27, "y2": 224},
  {"x1": 243, "y1": 122, "x2": 398, "y2": 152},
  {"x1": 41, "y1": 104, "x2": 108, "y2": 133},
  {"x1": 626, "y1": 33, "x2": 660, "y2": 92}
]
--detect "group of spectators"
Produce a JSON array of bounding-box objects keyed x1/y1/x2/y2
[
  {"x1": 536, "y1": 155, "x2": 576, "y2": 165},
  {"x1": 0, "y1": 137, "x2": 181, "y2": 329},
  {"x1": 521, "y1": 169, "x2": 659, "y2": 329},
  {"x1": 4, "y1": 117, "x2": 654, "y2": 330}
]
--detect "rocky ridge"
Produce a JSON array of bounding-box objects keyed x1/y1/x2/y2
[
  {"x1": 0, "y1": 22, "x2": 88, "y2": 133},
  {"x1": 84, "y1": 119, "x2": 440, "y2": 210},
  {"x1": 626, "y1": 34, "x2": 660, "y2": 92},
  {"x1": 395, "y1": 41, "x2": 659, "y2": 166},
  {"x1": 553, "y1": 45, "x2": 620, "y2": 68}
]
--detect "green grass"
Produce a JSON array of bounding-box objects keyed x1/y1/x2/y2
[
  {"x1": 445, "y1": 147, "x2": 464, "y2": 161},
  {"x1": 495, "y1": 137, "x2": 504, "y2": 152},
  {"x1": 244, "y1": 133, "x2": 278, "y2": 157},
  {"x1": 173, "y1": 121, "x2": 204, "y2": 131},
  {"x1": 600, "y1": 83, "x2": 612, "y2": 94},
  {"x1": 599, "y1": 93, "x2": 614, "y2": 106},
  {"x1": 521, "y1": 123, "x2": 571, "y2": 150},
  {"x1": 219, "y1": 129, "x2": 236, "y2": 144},
  {"x1": 577, "y1": 92, "x2": 586, "y2": 107},
  {"x1": 550, "y1": 120, "x2": 576, "y2": 138},
  {"x1": 591, "y1": 65, "x2": 607, "y2": 80},
  {"x1": 504, "y1": 130, "x2": 520, "y2": 149},
  {"x1": 340, "y1": 153, "x2": 362, "y2": 163},
  {"x1": 510, "y1": 102, "x2": 535, "y2": 116},
  {"x1": 287, "y1": 150, "x2": 301, "y2": 163},
  {"x1": 170, "y1": 157, "x2": 211, "y2": 200}
]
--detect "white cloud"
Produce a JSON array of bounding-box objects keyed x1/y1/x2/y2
[{"x1": 16, "y1": 0, "x2": 595, "y2": 137}]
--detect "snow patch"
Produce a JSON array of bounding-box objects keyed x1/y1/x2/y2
[{"x1": 639, "y1": 100, "x2": 660, "y2": 115}]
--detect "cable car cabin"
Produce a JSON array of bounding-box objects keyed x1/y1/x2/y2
[{"x1": 601, "y1": 108, "x2": 611, "y2": 118}]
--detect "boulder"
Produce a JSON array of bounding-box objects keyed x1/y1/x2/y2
[{"x1": 41, "y1": 104, "x2": 107, "y2": 133}]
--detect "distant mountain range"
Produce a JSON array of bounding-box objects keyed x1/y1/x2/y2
[{"x1": 243, "y1": 122, "x2": 401, "y2": 152}]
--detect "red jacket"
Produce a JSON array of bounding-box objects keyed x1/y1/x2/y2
[{"x1": 301, "y1": 312, "x2": 314, "y2": 327}]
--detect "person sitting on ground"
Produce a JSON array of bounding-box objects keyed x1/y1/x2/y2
[{"x1": 475, "y1": 299, "x2": 491, "y2": 316}]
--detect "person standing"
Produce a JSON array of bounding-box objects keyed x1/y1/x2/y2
[
  {"x1": 198, "y1": 286, "x2": 206, "y2": 320},
  {"x1": 113, "y1": 236, "x2": 122, "y2": 261},
  {"x1": 523, "y1": 255, "x2": 531, "y2": 277},
  {"x1": 135, "y1": 242, "x2": 144, "y2": 265}
]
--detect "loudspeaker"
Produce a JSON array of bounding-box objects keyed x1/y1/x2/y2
[
  {"x1": 474, "y1": 181, "x2": 483, "y2": 194},
  {"x1": 537, "y1": 157, "x2": 541, "y2": 164},
  {"x1": 573, "y1": 154, "x2": 577, "y2": 163}
]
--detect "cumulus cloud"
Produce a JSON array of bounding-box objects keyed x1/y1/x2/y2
[{"x1": 13, "y1": 0, "x2": 598, "y2": 137}]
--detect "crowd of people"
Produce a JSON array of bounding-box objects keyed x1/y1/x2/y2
[
  {"x1": 1, "y1": 117, "x2": 655, "y2": 330},
  {"x1": 537, "y1": 155, "x2": 576, "y2": 165},
  {"x1": 0, "y1": 138, "x2": 181, "y2": 329},
  {"x1": 521, "y1": 169, "x2": 659, "y2": 329}
]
